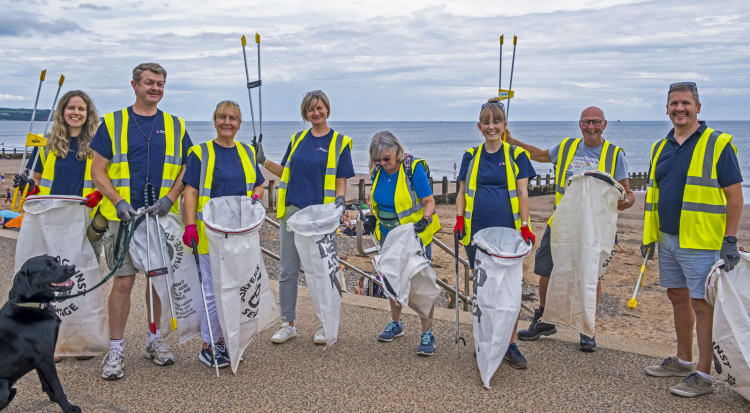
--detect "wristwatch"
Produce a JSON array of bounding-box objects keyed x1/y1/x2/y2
[
  {"x1": 522, "y1": 220, "x2": 528, "y2": 226},
  {"x1": 724, "y1": 236, "x2": 737, "y2": 244}
]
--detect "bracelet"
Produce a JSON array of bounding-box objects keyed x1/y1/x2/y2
[{"x1": 262, "y1": 159, "x2": 270, "y2": 167}]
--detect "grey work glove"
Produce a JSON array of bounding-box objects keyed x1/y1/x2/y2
[
  {"x1": 414, "y1": 217, "x2": 429, "y2": 233},
  {"x1": 115, "y1": 200, "x2": 137, "y2": 223},
  {"x1": 640, "y1": 242, "x2": 655, "y2": 260},
  {"x1": 720, "y1": 237, "x2": 740, "y2": 271},
  {"x1": 334, "y1": 195, "x2": 346, "y2": 209},
  {"x1": 145, "y1": 196, "x2": 173, "y2": 217},
  {"x1": 254, "y1": 140, "x2": 266, "y2": 165}
]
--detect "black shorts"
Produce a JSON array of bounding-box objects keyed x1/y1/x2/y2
[{"x1": 534, "y1": 225, "x2": 553, "y2": 277}]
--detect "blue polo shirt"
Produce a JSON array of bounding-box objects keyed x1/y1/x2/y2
[
  {"x1": 280, "y1": 129, "x2": 354, "y2": 210},
  {"x1": 90, "y1": 107, "x2": 192, "y2": 210},
  {"x1": 27, "y1": 137, "x2": 87, "y2": 196},
  {"x1": 372, "y1": 161, "x2": 432, "y2": 239},
  {"x1": 653, "y1": 122, "x2": 743, "y2": 235},
  {"x1": 458, "y1": 145, "x2": 536, "y2": 235},
  {"x1": 183, "y1": 141, "x2": 265, "y2": 198}
]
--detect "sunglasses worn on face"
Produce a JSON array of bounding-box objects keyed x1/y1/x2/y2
[
  {"x1": 579, "y1": 119, "x2": 605, "y2": 127},
  {"x1": 216, "y1": 100, "x2": 240, "y2": 108},
  {"x1": 373, "y1": 156, "x2": 392, "y2": 163},
  {"x1": 481, "y1": 101, "x2": 505, "y2": 109}
]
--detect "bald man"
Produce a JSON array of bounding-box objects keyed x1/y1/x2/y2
[{"x1": 504, "y1": 106, "x2": 635, "y2": 352}]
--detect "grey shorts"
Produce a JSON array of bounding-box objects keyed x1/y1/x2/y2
[
  {"x1": 534, "y1": 225, "x2": 553, "y2": 277},
  {"x1": 103, "y1": 220, "x2": 138, "y2": 276}
]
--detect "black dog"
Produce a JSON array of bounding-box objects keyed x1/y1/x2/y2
[{"x1": 0, "y1": 255, "x2": 81, "y2": 413}]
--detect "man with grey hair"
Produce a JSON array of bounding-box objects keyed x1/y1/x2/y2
[
  {"x1": 504, "y1": 106, "x2": 635, "y2": 352},
  {"x1": 90, "y1": 62, "x2": 193, "y2": 380},
  {"x1": 641, "y1": 82, "x2": 742, "y2": 397}
]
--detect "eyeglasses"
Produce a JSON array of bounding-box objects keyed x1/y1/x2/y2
[
  {"x1": 579, "y1": 119, "x2": 605, "y2": 127},
  {"x1": 373, "y1": 156, "x2": 392, "y2": 163},
  {"x1": 669, "y1": 82, "x2": 697, "y2": 91},
  {"x1": 216, "y1": 100, "x2": 240, "y2": 108},
  {"x1": 481, "y1": 101, "x2": 505, "y2": 109},
  {"x1": 304, "y1": 90, "x2": 324, "y2": 98}
]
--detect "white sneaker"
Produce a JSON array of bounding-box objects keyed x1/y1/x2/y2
[
  {"x1": 144, "y1": 336, "x2": 175, "y2": 366},
  {"x1": 314, "y1": 325, "x2": 326, "y2": 345},
  {"x1": 271, "y1": 322, "x2": 297, "y2": 344},
  {"x1": 101, "y1": 348, "x2": 125, "y2": 380}
]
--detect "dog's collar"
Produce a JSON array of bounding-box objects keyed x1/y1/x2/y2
[{"x1": 14, "y1": 302, "x2": 50, "y2": 310}]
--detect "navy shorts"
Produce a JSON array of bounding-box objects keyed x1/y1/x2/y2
[{"x1": 534, "y1": 225, "x2": 553, "y2": 277}]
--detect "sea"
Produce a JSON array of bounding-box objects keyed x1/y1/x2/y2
[{"x1": 1, "y1": 120, "x2": 749, "y2": 200}]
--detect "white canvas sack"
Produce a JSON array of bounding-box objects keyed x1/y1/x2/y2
[
  {"x1": 545, "y1": 171, "x2": 624, "y2": 337},
  {"x1": 706, "y1": 252, "x2": 750, "y2": 401},
  {"x1": 15, "y1": 195, "x2": 108, "y2": 356},
  {"x1": 471, "y1": 227, "x2": 532, "y2": 389},
  {"x1": 372, "y1": 223, "x2": 440, "y2": 319},
  {"x1": 286, "y1": 203, "x2": 344, "y2": 347},
  {"x1": 203, "y1": 196, "x2": 280, "y2": 374}
]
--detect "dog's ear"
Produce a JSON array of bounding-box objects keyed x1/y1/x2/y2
[{"x1": 11, "y1": 267, "x2": 34, "y2": 299}]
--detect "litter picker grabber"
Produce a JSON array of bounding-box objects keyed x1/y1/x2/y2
[
  {"x1": 241, "y1": 33, "x2": 263, "y2": 145},
  {"x1": 155, "y1": 214, "x2": 178, "y2": 331},
  {"x1": 28, "y1": 74, "x2": 65, "y2": 179},
  {"x1": 191, "y1": 241, "x2": 221, "y2": 378},
  {"x1": 11, "y1": 69, "x2": 46, "y2": 211},
  {"x1": 454, "y1": 232, "x2": 466, "y2": 358},
  {"x1": 144, "y1": 185, "x2": 159, "y2": 335},
  {"x1": 496, "y1": 35, "x2": 518, "y2": 126},
  {"x1": 628, "y1": 248, "x2": 650, "y2": 309}
]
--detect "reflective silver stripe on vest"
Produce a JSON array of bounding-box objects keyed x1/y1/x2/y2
[
  {"x1": 645, "y1": 202, "x2": 656, "y2": 212},
  {"x1": 279, "y1": 181, "x2": 288, "y2": 190},
  {"x1": 556, "y1": 138, "x2": 575, "y2": 195},
  {"x1": 39, "y1": 178, "x2": 53, "y2": 188},
  {"x1": 163, "y1": 113, "x2": 182, "y2": 166},
  {"x1": 466, "y1": 188, "x2": 475, "y2": 197},
  {"x1": 508, "y1": 189, "x2": 517, "y2": 198},
  {"x1": 112, "y1": 110, "x2": 127, "y2": 166},
  {"x1": 685, "y1": 130, "x2": 721, "y2": 188},
  {"x1": 111, "y1": 154, "x2": 127, "y2": 163},
  {"x1": 465, "y1": 211, "x2": 472, "y2": 219},
  {"x1": 164, "y1": 155, "x2": 181, "y2": 165},
  {"x1": 513, "y1": 212, "x2": 520, "y2": 221},
  {"x1": 196, "y1": 211, "x2": 202, "y2": 221},
  {"x1": 198, "y1": 143, "x2": 211, "y2": 198},
  {"x1": 603, "y1": 141, "x2": 616, "y2": 174},
  {"x1": 682, "y1": 201, "x2": 726, "y2": 214},
  {"x1": 83, "y1": 180, "x2": 94, "y2": 189},
  {"x1": 326, "y1": 167, "x2": 336, "y2": 175},
  {"x1": 161, "y1": 179, "x2": 175, "y2": 188},
  {"x1": 324, "y1": 189, "x2": 336, "y2": 197},
  {"x1": 112, "y1": 178, "x2": 130, "y2": 187}
]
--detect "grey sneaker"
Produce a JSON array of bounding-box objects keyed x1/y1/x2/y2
[
  {"x1": 271, "y1": 322, "x2": 297, "y2": 344},
  {"x1": 645, "y1": 356, "x2": 694, "y2": 377},
  {"x1": 144, "y1": 337, "x2": 175, "y2": 366},
  {"x1": 314, "y1": 325, "x2": 326, "y2": 345},
  {"x1": 101, "y1": 348, "x2": 125, "y2": 380},
  {"x1": 669, "y1": 372, "x2": 714, "y2": 397}
]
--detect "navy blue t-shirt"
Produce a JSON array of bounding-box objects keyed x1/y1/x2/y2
[
  {"x1": 653, "y1": 122, "x2": 743, "y2": 235},
  {"x1": 372, "y1": 162, "x2": 432, "y2": 239},
  {"x1": 280, "y1": 129, "x2": 355, "y2": 209},
  {"x1": 27, "y1": 137, "x2": 86, "y2": 196},
  {"x1": 458, "y1": 145, "x2": 536, "y2": 235},
  {"x1": 182, "y1": 141, "x2": 265, "y2": 198},
  {"x1": 90, "y1": 107, "x2": 193, "y2": 209}
]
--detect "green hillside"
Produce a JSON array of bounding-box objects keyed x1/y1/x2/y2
[{"x1": 0, "y1": 108, "x2": 52, "y2": 121}]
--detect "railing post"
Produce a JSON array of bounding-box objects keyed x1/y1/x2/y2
[
  {"x1": 358, "y1": 178, "x2": 365, "y2": 201},
  {"x1": 545, "y1": 174, "x2": 550, "y2": 185},
  {"x1": 442, "y1": 176, "x2": 448, "y2": 194},
  {"x1": 267, "y1": 180, "x2": 275, "y2": 210}
]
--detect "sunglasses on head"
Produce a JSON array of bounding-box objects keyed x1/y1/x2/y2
[
  {"x1": 481, "y1": 101, "x2": 505, "y2": 109},
  {"x1": 216, "y1": 100, "x2": 240, "y2": 108},
  {"x1": 304, "y1": 90, "x2": 324, "y2": 98},
  {"x1": 669, "y1": 82, "x2": 697, "y2": 91}
]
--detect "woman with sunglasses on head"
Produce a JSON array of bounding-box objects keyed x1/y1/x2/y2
[
  {"x1": 254, "y1": 90, "x2": 354, "y2": 345},
  {"x1": 182, "y1": 100, "x2": 265, "y2": 368},
  {"x1": 22, "y1": 90, "x2": 104, "y2": 362},
  {"x1": 363, "y1": 130, "x2": 441, "y2": 356},
  {"x1": 454, "y1": 98, "x2": 536, "y2": 369}
]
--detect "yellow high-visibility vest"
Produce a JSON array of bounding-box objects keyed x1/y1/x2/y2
[
  {"x1": 549, "y1": 138, "x2": 622, "y2": 225},
  {"x1": 37, "y1": 147, "x2": 95, "y2": 197},
  {"x1": 98, "y1": 108, "x2": 186, "y2": 221},
  {"x1": 277, "y1": 129, "x2": 352, "y2": 218},
  {"x1": 461, "y1": 142, "x2": 526, "y2": 246},
  {"x1": 643, "y1": 127, "x2": 735, "y2": 250},
  {"x1": 371, "y1": 155, "x2": 441, "y2": 246},
  {"x1": 188, "y1": 141, "x2": 257, "y2": 254}
]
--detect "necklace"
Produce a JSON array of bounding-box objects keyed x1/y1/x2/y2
[
  {"x1": 130, "y1": 107, "x2": 157, "y2": 181},
  {"x1": 131, "y1": 107, "x2": 157, "y2": 142}
]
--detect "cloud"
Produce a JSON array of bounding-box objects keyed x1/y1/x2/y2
[
  {"x1": 0, "y1": 94, "x2": 24, "y2": 101},
  {"x1": 0, "y1": 14, "x2": 83, "y2": 36}
]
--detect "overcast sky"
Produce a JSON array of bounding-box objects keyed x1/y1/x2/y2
[{"x1": 1, "y1": 0, "x2": 748, "y2": 121}]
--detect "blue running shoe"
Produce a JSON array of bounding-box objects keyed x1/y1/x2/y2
[
  {"x1": 417, "y1": 331, "x2": 435, "y2": 356},
  {"x1": 503, "y1": 343, "x2": 528, "y2": 369},
  {"x1": 378, "y1": 320, "x2": 404, "y2": 342}
]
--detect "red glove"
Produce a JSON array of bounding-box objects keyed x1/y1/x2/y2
[
  {"x1": 183, "y1": 224, "x2": 199, "y2": 248},
  {"x1": 454, "y1": 215, "x2": 465, "y2": 239},
  {"x1": 521, "y1": 225, "x2": 535, "y2": 245},
  {"x1": 251, "y1": 194, "x2": 260, "y2": 204},
  {"x1": 81, "y1": 190, "x2": 103, "y2": 207},
  {"x1": 27, "y1": 185, "x2": 40, "y2": 196}
]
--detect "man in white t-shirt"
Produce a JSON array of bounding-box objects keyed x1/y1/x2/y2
[{"x1": 504, "y1": 106, "x2": 635, "y2": 351}]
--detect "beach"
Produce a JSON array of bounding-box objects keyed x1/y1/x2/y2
[{"x1": 3, "y1": 154, "x2": 749, "y2": 359}]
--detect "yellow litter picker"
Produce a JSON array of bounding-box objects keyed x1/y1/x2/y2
[
  {"x1": 497, "y1": 35, "x2": 518, "y2": 121},
  {"x1": 628, "y1": 248, "x2": 651, "y2": 309},
  {"x1": 11, "y1": 71, "x2": 65, "y2": 211}
]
